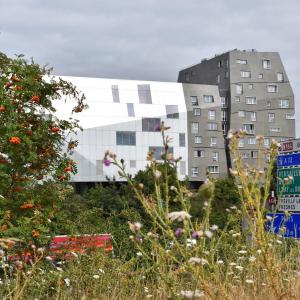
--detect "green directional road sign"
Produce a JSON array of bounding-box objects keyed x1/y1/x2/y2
[{"x1": 278, "y1": 167, "x2": 300, "y2": 196}]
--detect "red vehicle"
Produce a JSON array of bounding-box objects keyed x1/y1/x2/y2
[{"x1": 6, "y1": 234, "x2": 113, "y2": 263}]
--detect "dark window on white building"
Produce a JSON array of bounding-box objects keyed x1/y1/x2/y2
[
  {"x1": 142, "y1": 118, "x2": 161, "y2": 132},
  {"x1": 166, "y1": 105, "x2": 179, "y2": 119},
  {"x1": 138, "y1": 84, "x2": 152, "y2": 104},
  {"x1": 116, "y1": 131, "x2": 136, "y2": 145},
  {"x1": 111, "y1": 85, "x2": 120, "y2": 103},
  {"x1": 179, "y1": 133, "x2": 185, "y2": 147},
  {"x1": 127, "y1": 103, "x2": 135, "y2": 117}
]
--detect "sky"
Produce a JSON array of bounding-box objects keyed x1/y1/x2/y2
[{"x1": 0, "y1": 0, "x2": 299, "y2": 136}]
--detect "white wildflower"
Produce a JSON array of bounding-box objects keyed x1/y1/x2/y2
[
  {"x1": 257, "y1": 249, "x2": 262, "y2": 254},
  {"x1": 249, "y1": 256, "x2": 256, "y2": 262},
  {"x1": 56, "y1": 267, "x2": 63, "y2": 272},
  {"x1": 276, "y1": 240, "x2": 283, "y2": 245},
  {"x1": 98, "y1": 268, "x2": 105, "y2": 274},
  {"x1": 129, "y1": 221, "x2": 142, "y2": 232},
  {"x1": 210, "y1": 224, "x2": 218, "y2": 231},
  {"x1": 238, "y1": 250, "x2": 247, "y2": 254},
  {"x1": 188, "y1": 257, "x2": 208, "y2": 265},
  {"x1": 204, "y1": 230, "x2": 213, "y2": 238},
  {"x1": 64, "y1": 278, "x2": 70, "y2": 287},
  {"x1": 137, "y1": 252, "x2": 143, "y2": 257},
  {"x1": 235, "y1": 265, "x2": 243, "y2": 271},
  {"x1": 245, "y1": 279, "x2": 254, "y2": 284},
  {"x1": 229, "y1": 262, "x2": 237, "y2": 266},
  {"x1": 93, "y1": 275, "x2": 100, "y2": 279},
  {"x1": 232, "y1": 233, "x2": 241, "y2": 238},
  {"x1": 230, "y1": 206, "x2": 237, "y2": 210},
  {"x1": 225, "y1": 208, "x2": 231, "y2": 212},
  {"x1": 180, "y1": 290, "x2": 204, "y2": 299},
  {"x1": 204, "y1": 201, "x2": 208, "y2": 207},
  {"x1": 217, "y1": 260, "x2": 224, "y2": 265},
  {"x1": 146, "y1": 295, "x2": 153, "y2": 298},
  {"x1": 154, "y1": 170, "x2": 162, "y2": 179},
  {"x1": 167, "y1": 211, "x2": 191, "y2": 222}
]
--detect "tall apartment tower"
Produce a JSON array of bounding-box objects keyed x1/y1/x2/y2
[{"x1": 178, "y1": 49, "x2": 295, "y2": 170}]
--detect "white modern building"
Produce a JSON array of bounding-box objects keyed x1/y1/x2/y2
[{"x1": 53, "y1": 77, "x2": 190, "y2": 183}]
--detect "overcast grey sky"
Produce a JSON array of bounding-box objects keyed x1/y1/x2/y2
[{"x1": 0, "y1": 0, "x2": 299, "y2": 136}]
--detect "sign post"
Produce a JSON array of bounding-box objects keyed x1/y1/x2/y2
[{"x1": 270, "y1": 139, "x2": 300, "y2": 238}]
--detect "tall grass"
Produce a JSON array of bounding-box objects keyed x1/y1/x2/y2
[{"x1": 1, "y1": 126, "x2": 300, "y2": 299}]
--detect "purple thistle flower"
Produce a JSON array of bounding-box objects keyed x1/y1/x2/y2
[
  {"x1": 155, "y1": 124, "x2": 161, "y2": 132},
  {"x1": 192, "y1": 230, "x2": 203, "y2": 239},
  {"x1": 103, "y1": 159, "x2": 111, "y2": 167},
  {"x1": 175, "y1": 228, "x2": 183, "y2": 237}
]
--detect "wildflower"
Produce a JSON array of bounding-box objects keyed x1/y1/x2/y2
[
  {"x1": 192, "y1": 230, "x2": 203, "y2": 239},
  {"x1": 276, "y1": 240, "x2": 283, "y2": 245},
  {"x1": 154, "y1": 170, "x2": 162, "y2": 179},
  {"x1": 245, "y1": 279, "x2": 254, "y2": 284},
  {"x1": 99, "y1": 268, "x2": 105, "y2": 274},
  {"x1": 271, "y1": 139, "x2": 281, "y2": 148},
  {"x1": 56, "y1": 267, "x2": 63, "y2": 272},
  {"x1": 238, "y1": 250, "x2": 247, "y2": 254},
  {"x1": 230, "y1": 205, "x2": 237, "y2": 210},
  {"x1": 229, "y1": 262, "x2": 237, "y2": 266},
  {"x1": 258, "y1": 170, "x2": 265, "y2": 175},
  {"x1": 128, "y1": 222, "x2": 142, "y2": 232},
  {"x1": 167, "y1": 211, "x2": 191, "y2": 222},
  {"x1": 225, "y1": 208, "x2": 231, "y2": 212},
  {"x1": 204, "y1": 230, "x2": 213, "y2": 238},
  {"x1": 257, "y1": 249, "x2": 262, "y2": 254},
  {"x1": 175, "y1": 228, "x2": 184, "y2": 237},
  {"x1": 64, "y1": 278, "x2": 70, "y2": 287},
  {"x1": 146, "y1": 295, "x2": 153, "y2": 298},
  {"x1": 229, "y1": 168, "x2": 238, "y2": 176},
  {"x1": 235, "y1": 265, "x2": 243, "y2": 271},
  {"x1": 210, "y1": 224, "x2": 218, "y2": 231},
  {"x1": 232, "y1": 233, "x2": 241, "y2": 238},
  {"x1": 103, "y1": 159, "x2": 111, "y2": 167},
  {"x1": 170, "y1": 186, "x2": 177, "y2": 191},
  {"x1": 256, "y1": 135, "x2": 264, "y2": 142},
  {"x1": 137, "y1": 252, "x2": 143, "y2": 257},
  {"x1": 31, "y1": 229, "x2": 40, "y2": 237},
  {"x1": 217, "y1": 260, "x2": 224, "y2": 265},
  {"x1": 180, "y1": 290, "x2": 204, "y2": 299},
  {"x1": 9, "y1": 137, "x2": 21, "y2": 144},
  {"x1": 93, "y1": 275, "x2": 100, "y2": 279},
  {"x1": 249, "y1": 256, "x2": 256, "y2": 262},
  {"x1": 203, "y1": 201, "x2": 208, "y2": 207},
  {"x1": 227, "y1": 131, "x2": 234, "y2": 140},
  {"x1": 188, "y1": 257, "x2": 208, "y2": 265}
]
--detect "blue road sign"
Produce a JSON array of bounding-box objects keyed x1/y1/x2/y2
[
  {"x1": 277, "y1": 153, "x2": 300, "y2": 168},
  {"x1": 266, "y1": 212, "x2": 300, "y2": 238}
]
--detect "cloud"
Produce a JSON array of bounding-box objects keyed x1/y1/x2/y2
[{"x1": 0, "y1": 0, "x2": 299, "y2": 135}]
